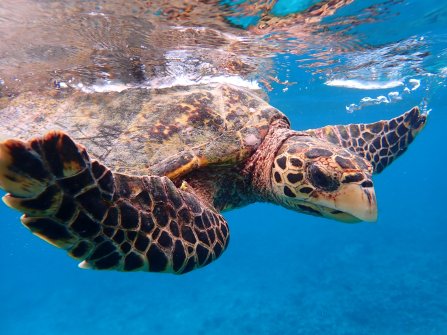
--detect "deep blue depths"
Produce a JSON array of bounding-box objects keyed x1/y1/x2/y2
[{"x1": 1, "y1": 3, "x2": 447, "y2": 335}]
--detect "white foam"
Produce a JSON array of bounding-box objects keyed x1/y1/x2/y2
[
  {"x1": 149, "y1": 74, "x2": 260, "y2": 90},
  {"x1": 388, "y1": 91, "x2": 402, "y2": 102},
  {"x1": 325, "y1": 79, "x2": 404, "y2": 90},
  {"x1": 409, "y1": 78, "x2": 421, "y2": 91},
  {"x1": 88, "y1": 12, "x2": 106, "y2": 16},
  {"x1": 361, "y1": 96, "x2": 389, "y2": 105},
  {"x1": 346, "y1": 93, "x2": 402, "y2": 113},
  {"x1": 76, "y1": 75, "x2": 259, "y2": 93},
  {"x1": 171, "y1": 26, "x2": 245, "y2": 42},
  {"x1": 341, "y1": 77, "x2": 427, "y2": 113},
  {"x1": 73, "y1": 46, "x2": 261, "y2": 93},
  {"x1": 80, "y1": 81, "x2": 131, "y2": 93}
]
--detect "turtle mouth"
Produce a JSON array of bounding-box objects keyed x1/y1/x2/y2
[{"x1": 312, "y1": 183, "x2": 378, "y2": 222}]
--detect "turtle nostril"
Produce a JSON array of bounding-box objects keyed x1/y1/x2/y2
[{"x1": 361, "y1": 180, "x2": 373, "y2": 188}]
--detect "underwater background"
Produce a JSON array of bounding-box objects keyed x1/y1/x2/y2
[{"x1": 1, "y1": 0, "x2": 446, "y2": 334}]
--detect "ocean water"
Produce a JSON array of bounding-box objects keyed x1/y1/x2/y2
[{"x1": 0, "y1": 1, "x2": 446, "y2": 334}]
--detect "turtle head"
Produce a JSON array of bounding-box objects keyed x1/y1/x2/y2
[{"x1": 270, "y1": 135, "x2": 377, "y2": 223}]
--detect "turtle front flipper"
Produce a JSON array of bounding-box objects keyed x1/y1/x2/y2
[
  {"x1": 0, "y1": 131, "x2": 229, "y2": 274},
  {"x1": 305, "y1": 107, "x2": 427, "y2": 173}
]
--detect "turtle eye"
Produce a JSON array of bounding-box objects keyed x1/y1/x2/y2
[{"x1": 308, "y1": 163, "x2": 340, "y2": 192}]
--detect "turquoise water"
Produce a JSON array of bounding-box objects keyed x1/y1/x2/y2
[{"x1": 1, "y1": 1, "x2": 447, "y2": 334}]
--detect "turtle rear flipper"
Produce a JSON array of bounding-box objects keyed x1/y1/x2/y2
[
  {"x1": 0, "y1": 131, "x2": 229, "y2": 274},
  {"x1": 305, "y1": 107, "x2": 427, "y2": 173}
]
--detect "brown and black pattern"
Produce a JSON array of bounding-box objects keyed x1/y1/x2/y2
[
  {"x1": 147, "y1": 84, "x2": 289, "y2": 179},
  {"x1": 305, "y1": 107, "x2": 427, "y2": 173},
  {"x1": 269, "y1": 134, "x2": 376, "y2": 222},
  {"x1": 0, "y1": 84, "x2": 287, "y2": 180},
  {"x1": 272, "y1": 136, "x2": 372, "y2": 198},
  {"x1": 0, "y1": 131, "x2": 229, "y2": 274}
]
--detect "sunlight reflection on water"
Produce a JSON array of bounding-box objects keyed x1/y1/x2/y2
[{"x1": 1, "y1": 0, "x2": 444, "y2": 102}]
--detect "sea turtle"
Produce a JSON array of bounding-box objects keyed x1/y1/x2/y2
[{"x1": 0, "y1": 83, "x2": 426, "y2": 274}]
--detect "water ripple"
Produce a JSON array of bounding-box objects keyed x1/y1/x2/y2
[{"x1": 0, "y1": 0, "x2": 445, "y2": 107}]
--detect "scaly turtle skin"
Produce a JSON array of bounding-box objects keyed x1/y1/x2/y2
[{"x1": 0, "y1": 84, "x2": 426, "y2": 274}]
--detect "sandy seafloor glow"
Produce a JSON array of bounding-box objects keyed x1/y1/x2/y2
[{"x1": 1, "y1": 1, "x2": 447, "y2": 334}]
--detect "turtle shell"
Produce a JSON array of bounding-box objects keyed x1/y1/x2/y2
[{"x1": 0, "y1": 84, "x2": 289, "y2": 178}]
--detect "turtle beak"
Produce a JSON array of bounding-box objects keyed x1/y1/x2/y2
[
  {"x1": 315, "y1": 182, "x2": 378, "y2": 222},
  {"x1": 335, "y1": 183, "x2": 378, "y2": 222}
]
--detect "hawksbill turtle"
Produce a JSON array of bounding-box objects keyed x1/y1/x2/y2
[{"x1": 0, "y1": 83, "x2": 426, "y2": 274}]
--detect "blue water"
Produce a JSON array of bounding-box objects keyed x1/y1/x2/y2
[{"x1": 1, "y1": 1, "x2": 447, "y2": 334}]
